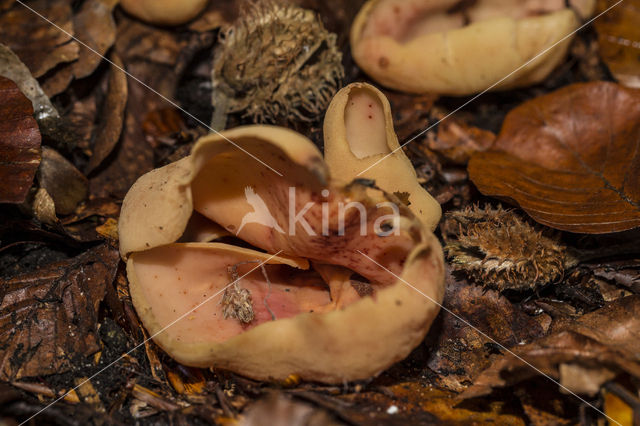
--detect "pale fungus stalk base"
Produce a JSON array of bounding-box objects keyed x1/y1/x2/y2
[
  {"x1": 351, "y1": 0, "x2": 596, "y2": 95},
  {"x1": 119, "y1": 125, "x2": 445, "y2": 383},
  {"x1": 324, "y1": 82, "x2": 442, "y2": 231}
]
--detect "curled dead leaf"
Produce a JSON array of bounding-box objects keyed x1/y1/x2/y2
[
  {"x1": 0, "y1": 244, "x2": 119, "y2": 381},
  {"x1": 38, "y1": 147, "x2": 88, "y2": 216},
  {"x1": 594, "y1": 0, "x2": 640, "y2": 88},
  {"x1": 468, "y1": 82, "x2": 640, "y2": 233},
  {"x1": 72, "y1": 0, "x2": 118, "y2": 79},
  {"x1": 85, "y1": 54, "x2": 127, "y2": 174},
  {"x1": 0, "y1": 0, "x2": 79, "y2": 78},
  {"x1": 31, "y1": 187, "x2": 58, "y2": 225},
  {"x1": 0, "y1": 75, "x2": 41, "y2": 204},
  {"x1": 0, "y1": 43, "x2": 58, "y2": 122},
  {"x1": 462, "y1": 296, "x2": 640, "y2": 399},
  {"x1": 427, "y1": 115, "x2": 496, "y2": 165},
  {"x1": 426, "y1": 266, "x2": 544, "y2": 391}
]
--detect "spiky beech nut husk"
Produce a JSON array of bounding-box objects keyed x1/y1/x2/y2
[
  {"x1": 210, "y1": 1, "x2": 344, "y2": 130},
  {"x1": 443, "y1": 205, "x2": 577, "y2": 291}
]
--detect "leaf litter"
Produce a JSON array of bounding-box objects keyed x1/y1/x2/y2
[{"x1": 0, "y1": 0, "x2": 640, "y2": 425}]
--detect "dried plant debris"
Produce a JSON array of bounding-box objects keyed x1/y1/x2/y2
[
  {"x1": 211, "y1": 0, "x2": 344, "y2": 129},
  {"x1": 443, "y1": 205, "x2": 576, "y2": 291},
  {"x1": 221, "y1": 265, "x2": 255, "y2": 324},
  {"x1": 594, "y1": 0, "x2": 640, "y2": 88},
  {"x1": 0, "y1": 76, "x2": 41, "y2": 204},
  {"x1": 0, "y1": 0, "x2": 79, "y2": 78},
  {"x1": 463, "y1": 296, "x2": 640, "y2": 399},
  {"x1": 0, "y1": 244, "x2": 119, "y2": 381},
  {"x1": 71, "y1": 0, "x2": 118, "y2": 79},
  {"x1": 0, "y1": 43, "x2": 59, "y2": 122},
  {"x1": 469, "y1": 82, "x2": 640, "y2": 234},
  {"x1": 426, "y1": 267, "x2": 545, "y2": 391},
  {"x1": 85, "y1": 54, "x2": 127, "y2": 175},
  {"x1": 39, "y1": 0, "x2": 119, "y2": 96},
  {"x1": 37, "y1": 146, "x2": 88, "y2": 216}
]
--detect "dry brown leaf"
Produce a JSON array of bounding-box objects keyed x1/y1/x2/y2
[
  {"x1": 0, "y1": 76, "x2": 40, "y2": 203},
  {"x1": 468, "y1": 82, "x2": 640, "y2": 233},
  {"x1": 39, "y1": 0, "x2": 118, "y2": 96},
  {"x1": 71, "y1": 0, "x2": 118, "y2": 79},
  {"x1": 462, "y1": 296, "x2": 640, "y2": 399},
  {"x1": 0, "y1": 43, "x2": 59, "y2": 122},
  {"x1": 37, "y1": 146, "x2": 88, "y2": 215},
  {"x1": 594, "y1": 0, "x2": 640, "y2": 88},
  {"x1": 0, "y1": 0, "x2": 79, "y2": 78},
  {"x1": 426, "y1": 267, "x2": 545, "y2": 391},
  {"x1": 40, "y1": 64, "x2": 74, "y2": 98},
  {"x1": 0, "y1": 244, "x2": 119, "y2": 381},
  {"x1": 427, "y1": 116, "x2": 496, "y2": 165},
  {"x1": 85, "y1": 54, "x2": 127, "y2": 174},
  {"x1": 31, "y1": 187, "x2": 58, "y2": 225},
  {"x1": 0, "y1": 0, "x2": 14, "y2": 12},
  {"x1": 88, "y1": 16, "x2": 178, "y2": 199}
]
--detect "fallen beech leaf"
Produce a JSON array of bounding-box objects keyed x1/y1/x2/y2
[
  {"x1": 89, "y1": 16, "x2": 179, "y2": 199},
  {"x1": 40, "y1": 0, "x2": 119, "y2": 97},
  {"x1": 426, "y1": 266, "x2": 544, "y2": 391},
  {"x1": 462, "y1": 296, "x2": 640, "y2": 399},
  {"x1": 0, "y1": 0, "x2": 79, "y2": 78},
  {"x1": 594, "y1": 0, "x2": 640, "y2": 88},
  {"x1": 551, "y1": 293, "x2": 640, "y2": 354},
  {"x1": 589, "y1": 259, "x2": 640, "y2": 293},
  {"x1": 0, "y1": 1, "x2": 14, "y2": 12},
  {"x1": 37, "y1": 147, "x2": 88, "y2": 215},
  {"x1": 39, "y1": 64, "x2": 74, "y2": 98},
  {"x1": 71, "y1": 0, "x2": 118, "y2": 79},
  {"x1": 0, "y1": 43, "x2": 59, "y2": 121},
  {"x1": 86, "y1": 54, "x2": 127, "y2": 174},
  {"x1": 31, "y1": 187, "x2": 58, "y2": 225},
  {"x1": 468, "y1": 82, "x2": 640, "y2": 233},
  {"x1": 427, "y1": 115, "x2": 496, "y2": 165},
  {"x1": 0, "y1": 244, "x2": 119, "y2": 381},
  {"x1": 0, "y1": 76, "x2": 40, "y2": 203}
]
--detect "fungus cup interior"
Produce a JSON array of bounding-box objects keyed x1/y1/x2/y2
[
  {"x1": 344, "y1": 88, "x2": 389, "y2": 158},
  {"x1": 125, "y1": 128, "x2": 428, "y2": 347},
  {"x1": 362, "y1": 0, "x2": 576, "y2": 43}
]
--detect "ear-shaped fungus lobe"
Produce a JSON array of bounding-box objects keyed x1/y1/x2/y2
[
  {"x1": 344, "y1": 88, "x2": 389, "y2": 159},
  {"x1": 351, "y1": 0, "x2": 594, "y2": 94},
  {"x1": 121, "y1": 125, "x2": 446, "y2": 383}
]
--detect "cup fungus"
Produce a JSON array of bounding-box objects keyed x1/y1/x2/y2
[
  {"x1": 350, "y1": 0, "x2": 595, "y2": 95},
  {"x1": 119, "y1": 0, "x2": 209, "y2": 26},
  {"x1": 119, "y1": 125, "x2": 445, "y2": 383},
  {"x1": 324, "y1": 82, "x2": 442, "y2": 231}
]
